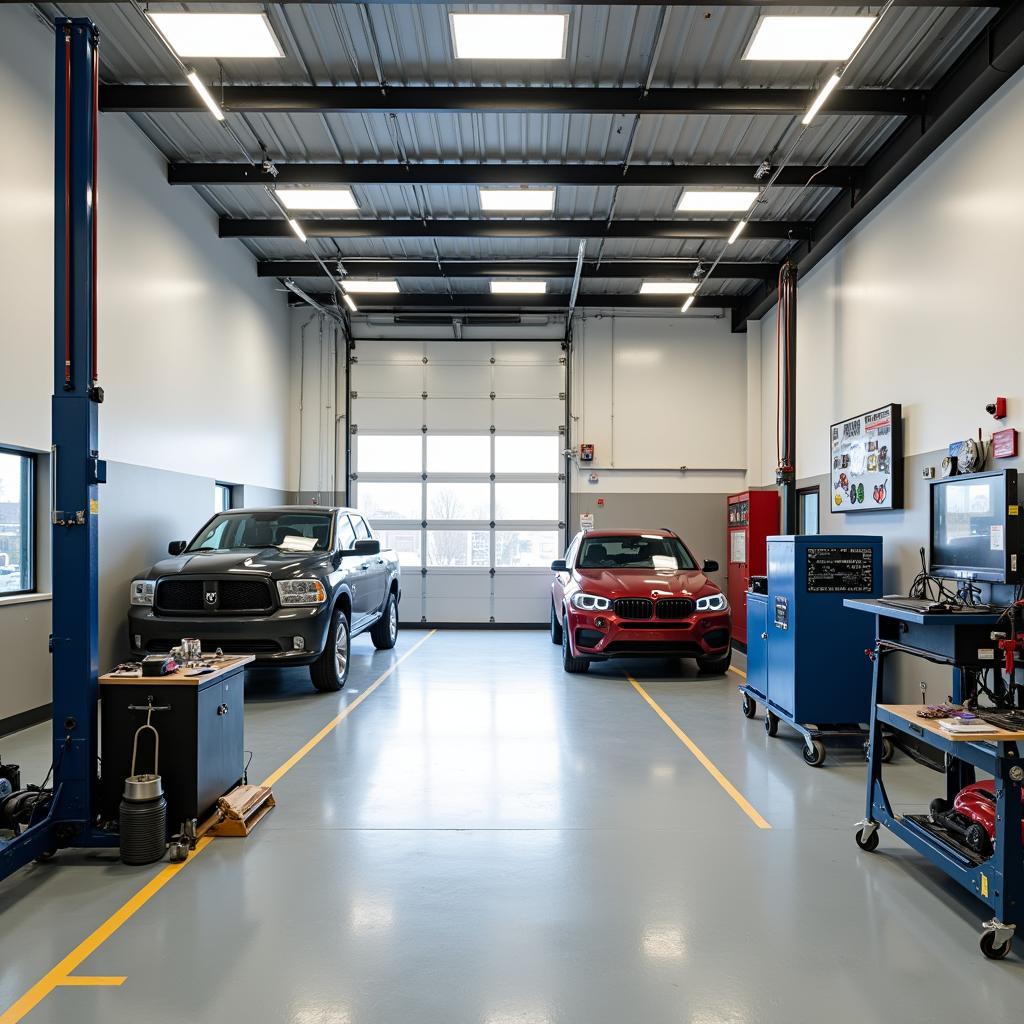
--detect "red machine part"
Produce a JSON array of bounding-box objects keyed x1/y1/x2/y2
[
  {"x1": 954, "y1": 781, "x2": 1024, "y2": 847},
  {"x1": 726, "y1": 490, "x2": 780, "y2": 645}
]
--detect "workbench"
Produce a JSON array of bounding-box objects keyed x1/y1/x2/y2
[
  {"x1": 846, "y1": 598, "x2": 1023, "y2": 960},
  {"x1": 99, "y1": 656, "x2": 253, "y2": 839}
]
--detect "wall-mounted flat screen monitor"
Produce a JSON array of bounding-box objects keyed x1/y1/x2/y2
[{"x1": 930, "y1": 469, "x2": 1021, "y2": 584}]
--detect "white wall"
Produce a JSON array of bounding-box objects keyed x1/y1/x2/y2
[
  {"x1": 572, "y1": 311, "x2": 747, "y2": 495},
  {"x1": 0, "y1": 5, "x2": 291, "y2": 488},
  {"x1": 754, "y1": 63, "x2": 1024, "y2": 487}
]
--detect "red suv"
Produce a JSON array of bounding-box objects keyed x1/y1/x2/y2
[{"x1": 550, "y1": 529, "x2": 731, "y2": 675}]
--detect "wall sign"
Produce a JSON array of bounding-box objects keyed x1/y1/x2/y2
[
  {"x1": 806, "y1": 547, "x2": 875, "y2": 593},
  {"x1": 579, "y1": 512, "x2": 595, "y2": 533},
  {"x1": 830, "y1": 403, "x2": 904, "y2": 513}
]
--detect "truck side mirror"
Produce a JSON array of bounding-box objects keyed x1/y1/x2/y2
[
  {"x1": 703, "y1": 559, "x2": 719, "y2": 574},
  {"x1": 168, "y1": 541, "x2": 187, "y2": 556},
  {"x1": 354, "y1": 538, "x2": 381, "y2": 556}
]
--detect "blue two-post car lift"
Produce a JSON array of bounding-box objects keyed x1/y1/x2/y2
[
  {"x1": 0, "y1": 17, "x2": 118, "y2": 881},
  {"x1": 848, "y1": 598, "x2": 1024, "y2": 959}
]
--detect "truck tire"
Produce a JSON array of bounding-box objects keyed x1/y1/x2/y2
[
  {"x1": 310, "y1": 608, "x2": 350, "y2": 691},
  {"x1": 370, "y1": 592, "x2": 399, "y2": 650}
]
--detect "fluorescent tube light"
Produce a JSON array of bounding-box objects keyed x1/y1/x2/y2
[
  {"x1": 343, "y1": 294, "x2": 358, "y2": 313},
  {"x1": 676, "y1": 189, "x2": 759, "y2": 213},
  {"x1": 743, "y1": 16, "x2": 875, "y2": 62},
  {"x1": 681, "y1": 296, "x2": 696, "y2": 313},
  {"x1": 288, "y1": 219, "x2": 307, "y2": 243},
  {"x1": 277, "y1": 189, "x2": 358, "y2": 211},
  {"x1": 150, "y1": 13, "x2": 284, "y2": 59},
  {"x1": 479, "y1": 188, "x2": 556, "y2": 212},
  {"x1": 727, "y1": 221, "x2": 747, "y2": 246},
  {"x1": 490, "y1": 281, "x2": 548, "y2": 294},
  {"x1": 341, "y1": 280, "x2": 400, "y2": 294},
  {"x1": 802, "y1": 72, "x2": 842, "y2": 125},
  {"x1": 450, "y1": 13, "x2": 568, "y2": 60},
  {"x1": 640, "y1": 281, "x2": 698, "y2": 295},
  {"x1": 185, "y1": 71, "x2": 224, "y2": 122}
]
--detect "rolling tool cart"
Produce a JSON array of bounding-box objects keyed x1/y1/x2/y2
[
  {"x1": 739, "y1": 535, "x2": 884, "y2": 766},
  {"x1": 727, "y1": 491, "x2": 779, "y2": 647},
  {"x1": 848, "y1": 599, "x2": 1023, "y2": 959}
]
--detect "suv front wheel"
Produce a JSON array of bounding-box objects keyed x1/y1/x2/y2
[{"x1": 311, "y1": 607, "x2": 350, "y2": 691}]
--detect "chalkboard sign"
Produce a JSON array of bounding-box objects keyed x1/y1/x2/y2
[{"x1": 806, "y1": 547, "x2": 875, "y2": 593}]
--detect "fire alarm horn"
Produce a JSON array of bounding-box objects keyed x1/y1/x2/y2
[{"x1": 986, "y1": 397, "x2": 1007, "y2": 420}]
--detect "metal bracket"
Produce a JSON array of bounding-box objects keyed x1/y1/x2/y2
[
  {"x1": 982, "y1": 918, "x2": 1016, "y2": 946},
  {"x1": 854, "y1": 819, "x2": 879, "y2": 842}
]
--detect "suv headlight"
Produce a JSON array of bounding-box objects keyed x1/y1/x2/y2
[
  {"x1": 696, "y1": 593, "x2": 728, "y2": 612},
  {"x1": 130, "y1": 580, "x2": 155, "y2": 606},
  {"x1": 571, "y1": 592, "x2": 612, "y2": 612},
  {"x1": 276, "y1": 579, "x2": 328, "y2": 606}
]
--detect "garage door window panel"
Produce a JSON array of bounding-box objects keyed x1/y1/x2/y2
[
  {"x1": 427, "y1": 482, "x2": 491, "y2": 522},
  {"x1": 495, "y1": 482, "x2": 559, "y2": 521},
  {"x1": 426, "y1": 435, "x2": 491, "y2": 475},
  {"x1": 495, "y1": 531, "x2": 560, "y2": 568},
  {"x1": 358, "y1": 482, "x2": 422, "y2": 521},
  {"x1": 356, "y1": 434, "x2": 423, "y2": 475},
  {"x1": 427, "y1": 531, "x2": 491, "y2": 568}
]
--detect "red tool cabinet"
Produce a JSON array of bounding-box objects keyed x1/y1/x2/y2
[{"x1": 726, "y1": 490, "x2": 780, "y2": 646}]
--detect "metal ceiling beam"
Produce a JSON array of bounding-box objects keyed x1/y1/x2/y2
[
  {"x1": 103, "y1": 85, "x2": 923, "y2": 118},
  {"x1": 733, "y1": 0, "x2": 1024, "y2": 331},
  {"x1": 258, "y1": 259, "x2": 780, "y2": 281},
  {"x1": 78, "y1": 0, "x2": 1003, "y2": 5},
  {"x1": 285, "y1": 293, "x2": 744, "y2": 310},
  {"x1": 170, "y1": 162, "x2": 858, "y2": 189},
  {"x1": 222, "y1": 218, "x2": 810, "y2": 240}
]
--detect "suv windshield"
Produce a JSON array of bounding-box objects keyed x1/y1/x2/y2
[
  {"x1": 188, "y1": 512, "x2": 333, "y2": 553},
  {"x1": 578, "y1": 534, "x2": 696, "y2": 571}
]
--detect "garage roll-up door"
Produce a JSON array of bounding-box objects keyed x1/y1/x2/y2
[{"x1": 351, "y1": 339, "x2": 566, "y2": 625}]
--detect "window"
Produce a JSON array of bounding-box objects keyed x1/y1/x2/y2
[
  {"x1": 337, "y1": 515, "x2": 357, "y2": 551},
  {"x1": 359, "y1": 481, "x2": 421, "y2": 521},
  {"x1": 427, "y1": 435, "x2": 490, "y2": 474},
  {"x1": 215, "y1": 483, "x2": 234, "y2": 513},
  {"x1": 495, "y1": 435, "x2": 560, "y2": 474},
  {"x1": 0, "y1": 449, "x2": 33, "y2": 595},
  {"x1": 578, "y1": 534, "x2": 696, "y2": 571},
  {"x1": 356, "y1": 435, "x2": 422, "y2": 474},
  {"x1": 798, "y1": 487, "x2": 820, "y2": 535},
  {"x1": 189, "y1": 511, "x2": 332, "y2": 552},
  {"x1": 350, "y1": 515, "x2": 371, "y2": 540}
]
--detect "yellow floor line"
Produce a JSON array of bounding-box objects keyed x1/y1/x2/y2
[
  {"x1": 729, "y1": 665, "x2": 747, "y2": 679},
  {"x1": 0, "y1": 631, "x2": 436, "y2": 1024},
  {"x1": 58, "y1": 977, "x2": 127, "y2": 987},
  {"x1": 627, "y1": 674, "x2": 771, "y2": 830}
]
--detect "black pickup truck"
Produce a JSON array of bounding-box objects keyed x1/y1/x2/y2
[{"x1": 127, "y1": 506, "x2": 401, "y2": 691}]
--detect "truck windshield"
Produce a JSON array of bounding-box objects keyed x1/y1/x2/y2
[
  {"x1": 188, "y1": 512, "x2": 333, "y2": 553},
  {"x1": 578, "y1": 535, "x2": 696, "y2": 571}
]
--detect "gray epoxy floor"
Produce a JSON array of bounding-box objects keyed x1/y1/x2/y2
[{"x1": 0, "y1": 629, "x2": 1021, "y2": 1023}]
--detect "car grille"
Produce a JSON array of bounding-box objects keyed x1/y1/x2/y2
[
  {"x1": 155, "y1": 579, "x2": 274, "y2": 615},
  {"x1": 655, "y1": 598, "x2": 695, "y2": 619},
  {"x1": 602, "y1": 640, "x2": 703, "y2": 656},
  {"x1": 614, "y1": 598, "x2": 653, "y2": 620}
]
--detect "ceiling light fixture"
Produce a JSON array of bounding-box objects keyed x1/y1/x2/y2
[
  {"x1": 149, "y1": 12, "x2": 285, "y2": 59},
  {"x1": 479, "y1": 188, "x2": 556, "y2": 212},
  {"x1": 288, "y1": 219, "x2": 307, "y2": 243},
  {"x1": 639, "y1": 281, "x2": 698, "y2": 295},
  {"x1": 450, "y1": 13, "x2": 569, "y2": 60},
  {"x1": 681, "y1": 296, "x2": 696, "y2": 313},
  {"x1": 802, "y1": 72, "x2": 842, "y2": 125},
  {"x1": 343, "y1": 294, "x2": 358, "y2": 313},
  {"x1": 676, "y1": 190, "x2": 758, "y2": 213},
  {"x1": 727, "y1": 221, "x2": 747, "y2": 246},
  {"x1": 490, "y1": 281, "x2": 548, "y2": 294},
  {"x1": 341, "y1": 280, "x2": 400, "y2": 294},
  {"x1": 185, "y1": 71, "x2": 224, "y2": 122},
  {"x1": 277, "y1": 189, "x2": 359, "y2": 211},
  {"x1": 743, "y1": 16, "x2": 875, "y2": 62}
]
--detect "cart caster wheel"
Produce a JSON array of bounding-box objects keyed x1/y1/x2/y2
[
  {"x1": 980, "y1": 932, "x2": 1012, "y2": 960},
  {"x1": 965, "y1": 823, "x2": 992, "y2": 857},
  {"x1": 741, "y1": 694, "x2": 757, "y2": 719},
  {"x1": 929, "y1": 798, "x2": 950, "y2": 817},
  {"x1": 881, "y1": 737, "x2": 895, "y2": 763},
  {"x1": 35, "y1": 848, "x2": 58, "y2": 864},
  {"x1": 764, "y1": 711, "x2": 779, "y2": 737},
  {"x1": 855, "y1": 826, "x2": 880, "y2": 852},
  {"x1": 168, "y1": 841, "x2": 189, "y2": 863},
  {"x1": 802, "y1": 740, "x2": 827, "y2": 767}
]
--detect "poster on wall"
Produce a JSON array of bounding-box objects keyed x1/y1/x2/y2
[{"x1": 829, "y1": 403, "x2": 904, "y2": 513}]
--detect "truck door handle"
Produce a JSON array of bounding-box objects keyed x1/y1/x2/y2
[
  {"x1": 376, "y1": 558, "x2": 385, "y2": 564},
  {"x1": 359, "y1": 563, "x2": 369, "y2": 570}
]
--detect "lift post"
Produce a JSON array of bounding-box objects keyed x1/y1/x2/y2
[{"x1": 0, "y1": 17, "x2": 115, "y2": 881}]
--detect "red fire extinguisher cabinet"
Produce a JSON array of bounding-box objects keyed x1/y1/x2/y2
[{"x1": 726, "y1": 490, "x2": 780, "y2": 647}]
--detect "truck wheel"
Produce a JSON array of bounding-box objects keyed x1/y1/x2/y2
[
  {"x1": 370, "y1": 592, "x2": 399, "y2": 651},
  {"x1": 696, "y1": 648, "x2": 732, "y2": 675},
  {"x1": 550, "y1": 602, "x2": 563, "y2": 645},
  {"x1": 311, "y1": 608, "x2": 350, "y2": 692}
]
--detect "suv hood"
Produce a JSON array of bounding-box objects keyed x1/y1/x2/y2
[
  {"x1": 575, "y1": 567, "x2": 718, "y2": 599},
  {"x1": 146, "y1": 548, "x2": 332, "y2": 580}
]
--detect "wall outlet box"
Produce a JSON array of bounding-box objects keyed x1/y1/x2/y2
[{"x1": 922, "y1": 466, "x2": 935, "y2": 479}]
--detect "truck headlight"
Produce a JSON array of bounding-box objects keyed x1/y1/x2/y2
[
  {"x1": 571, "y1": 592, "x2": 612, "y2": 612},
  {"x1": 696, "y1": 593, "x2": 728, "y2": 612},
  {"x1": 276, "y1": 580, "x2": 328, "y2": 606},
  {"x1": 130, "y1": 580, "x2": 155, "y2": 606}
]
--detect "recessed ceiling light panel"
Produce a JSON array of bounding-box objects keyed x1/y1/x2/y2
[
  {"x1": 743, "y1": 16, "x2": 875, "y2": 62},
  {"x1": 479, "y1": 188, "x2": 556, "y2": 212},
  {"x1": 149, "y1": 13, "x2": 285, "y2": 59},
  {"x1": 451, "y1": 13, "x2": 569, "y2": 60},
  {"x1": 490, "y1": 281, "x2": 548, "y2": 294},
  {"x1": 676, "y1": 190, "x2": 759, "y2": 213},
  {"x1": 342, "y1": 280, "x2": 400, "y2": 294},
  {"x1": 640, "y1": 281, "x2": 698, "y2": 295},
  {"x1": 277, "y1": 189, "x2": 359, "y2": 211}
]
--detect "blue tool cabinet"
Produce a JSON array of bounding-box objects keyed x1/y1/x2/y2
[{"x1": 739, "y1": 535, "x2": 883, "y2": 766}]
